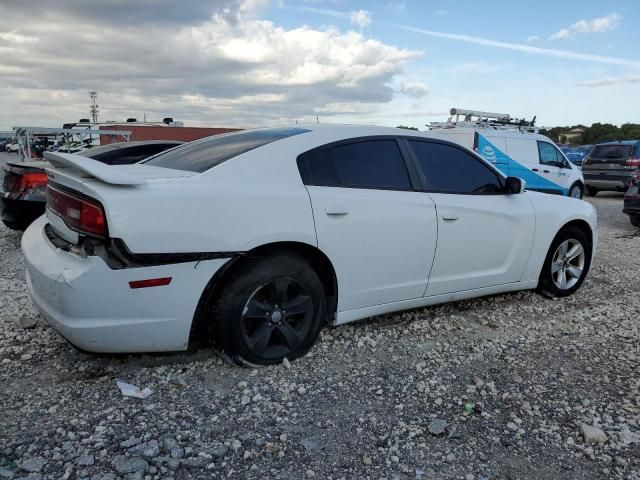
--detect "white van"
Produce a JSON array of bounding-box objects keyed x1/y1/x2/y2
[{"x1": 429, "y1": 109, "x2": 585, "y2": 199}]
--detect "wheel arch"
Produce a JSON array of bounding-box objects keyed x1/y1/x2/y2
[
  {"x1": 188, "y1": 241, "x2": 338, "y2": 349},
  {"x1": 559, "y1": 218, "x2": 593, "y2": 244},
  {"x1": 567, "y1": 180, "x2": 584, "y2": 197}
]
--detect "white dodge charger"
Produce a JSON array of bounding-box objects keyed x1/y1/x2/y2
[{"x1": 22, "y1": 125, "x2": 597, "y2": 365}]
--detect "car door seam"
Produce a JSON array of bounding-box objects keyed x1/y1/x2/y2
[
  {"x1": 302, "y1": 185, "x2": 320, "y2": 248},
  {"x1": 422, "y1": 194, "x2": 439, "y2": 297}
]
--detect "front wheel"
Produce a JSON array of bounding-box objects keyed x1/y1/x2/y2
[
  {"x1": 212, "y1": 254, "x2": 325, "y2": 365},
  {"x1": 568, "y1": 183, "x2": 583, "y2": 199},
  {"x1": 538, "y1": 226, "x2": 592, "y2": 297}
]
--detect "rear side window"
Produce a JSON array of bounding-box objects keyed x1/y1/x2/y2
[
  {"x1": 409, "y1": 141, "x2": 503, "y2": 194},
  {"x1": 591, "y1": 144, "x2": 634, "y2": 159},
  {"x1": 299, "y1": 139, "x2": 411, "y2": 190},
  {"x1": 143, "y1": 128, "x2": 310, "y2": 172}
]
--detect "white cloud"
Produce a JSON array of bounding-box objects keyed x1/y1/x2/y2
[
  {"x1": 391, "y1": 23, "x2": 640, "y2": 68},
  {"x1": 0, "y1": 1, "x2": 420, "y2": 129},
  {"x1": 387, "y1": 2, "x2": 406, "y2": 14},
  {"x1": 434, "y1": 9, "x2": 447, "y2": 16},
  {"x1": 0, "y1": 31, "x2": 39, "y2": 44},
  {"x1": 578, "y1": 75, "x2": 640, "y2": 87},
  {"x1": 526, "y1": 35, "x2": 539, "y2": 43},
  {"x1": 549, "y1": 13, "x2": 620, "y2": 40},
  {"x1": 399, "y1": 81, "x2": 429, "y2": 98},
  {"x1": 350, "y1": 10, "x2": 372, "y2": 29},
  {"x1": 314, "y1": 102, "x2": 379, "y2": 114}
]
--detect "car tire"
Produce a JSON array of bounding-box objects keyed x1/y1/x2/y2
[
  {"x1": 538, "y1": 226, "x2": 592, "y2": 298},
  {"x1": 630, "y1": 215, "x2": 640, "y2": 228},
  {"x1": 585, "y1": 186, "x2": 598, "y2": 197},
  {"x1": 212, "y1": 253, "x2": 326, "y2": 365},
  {"x1": 568, "y1": 183, "x2": 583, "y2": 199}
]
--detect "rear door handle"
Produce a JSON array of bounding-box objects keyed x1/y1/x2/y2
[
  {"x1": 325, "y1": 206, "x2": 349, "y2": 216},
  {"x1": 543, "y1": 169, "x2": 550, "y2": 173},
  {"x1": 532, "y1": 168, "x2": 539, "y2": 172}
]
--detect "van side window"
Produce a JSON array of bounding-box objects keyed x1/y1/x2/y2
[
  {"x1": 409, "y1": 140, "x2": 503, "y2": 194},
  {"x1": 537, "y1": 141, "x2": 562, "y2": 166}
]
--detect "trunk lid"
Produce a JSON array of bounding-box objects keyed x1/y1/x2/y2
[{"x1": 42, "y1": 151, "x2": 197, "y2": 244}]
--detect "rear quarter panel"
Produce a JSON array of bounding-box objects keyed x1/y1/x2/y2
[
  {"x1": 89, "y1": 142, "x2": 318, "y2": 254},
  {"x1": 521, "y1": 192, "x2": 597, "y2": 282}
]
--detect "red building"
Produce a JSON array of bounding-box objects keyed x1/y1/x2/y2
[{"x1": 99, "y1": 124, "x2": 240, "y2": 144}]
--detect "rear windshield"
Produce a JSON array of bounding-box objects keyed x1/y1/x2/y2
[
  {"x1": 591, "y1": 144, "x2": 634, "y2": 159},
  {"x1": 142, "y1": 128, "x2": 310, "y2": 172}
]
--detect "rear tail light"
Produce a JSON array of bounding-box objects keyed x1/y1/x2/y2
[
  {"x1": 627, "y1": 157, "x2": 640, "y2": 167},
  {"x1": 47, "y1": 184, "x2": 107, "y2": 237},
  {"x1": 2, "y1": 166, "x2": 48, "y2": 193},
  {"x1": 17, "y1": 172, "x2": 48, "y2": 191}
]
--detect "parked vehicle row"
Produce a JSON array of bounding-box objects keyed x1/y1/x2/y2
[
  {"x1": 1, "y1": 140, "x2": 182, "y2": 230},
  {"x1": 21, "y1": 125, "x2": 596, "y2": 365}
]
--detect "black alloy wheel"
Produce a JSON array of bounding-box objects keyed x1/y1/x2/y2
[
  {"x1": 240, "y1": 278, "x2": 314, "y2": 361},
  {"x1": 212, "y1": 254, "x2": 325, "y2": 365}
]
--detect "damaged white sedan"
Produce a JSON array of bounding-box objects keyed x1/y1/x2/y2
[{"x1": 22, "y1": 125, "x2": 597, "y2": 365}]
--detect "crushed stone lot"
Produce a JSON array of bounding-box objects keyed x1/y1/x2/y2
[{"x1": 1, "y1": 195, "x2": 639, "y2": 480}]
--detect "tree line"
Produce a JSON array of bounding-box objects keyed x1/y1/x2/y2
[{"x1": 538, "y1": 123, "x2": 640, "y2": 145}]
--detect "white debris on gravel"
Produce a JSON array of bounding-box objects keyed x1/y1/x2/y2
[{"x1": 0, "y1": 195, "x2": 639, "y2": 479}]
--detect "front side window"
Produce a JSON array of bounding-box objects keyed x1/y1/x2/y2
[
  {"x1": 538, "y1": 141, "x2": 562, "y2": 166},
  {"x1": 409, "y1": 141, "x2": 503, "y2": 194},
  {"x1": 299, "y1": 139, "x2": 411, "y2": 190},
  {"x1": 143, "y1": 128, "x2": 310, "y2": 172}
]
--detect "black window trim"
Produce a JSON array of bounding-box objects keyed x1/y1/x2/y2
[
  {"x1": 296, "y1": 135, "x2": 422, "y2": 192},
  {"x1": 402, "y1": 137, "x2": 507, "y2": 195}
]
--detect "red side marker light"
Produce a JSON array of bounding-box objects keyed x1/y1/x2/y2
[{"x1": 129, "y1": 277, "x2": 172, "y2": 289}]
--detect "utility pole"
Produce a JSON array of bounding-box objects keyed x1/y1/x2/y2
[{"x1": 89, "y1": 91, "x2": 99, "y2": 123}]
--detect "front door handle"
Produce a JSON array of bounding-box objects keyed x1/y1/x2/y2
[
  {"x1": 325, "y1": 206, "x2": 349, "y2": 216},
  {"x1": 532, "y1": 168, "x2": 539, "y2": 172},
  {"x1": 441, "y1": 212, "x2": 459, "y2": 221},
  {"x1": 543, "y1": 169, "x2": 550, "y2": 173}
]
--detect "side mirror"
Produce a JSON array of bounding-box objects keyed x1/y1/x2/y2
[{"x1": 505, "y1": 176, "x2": 525, "y2": 194}]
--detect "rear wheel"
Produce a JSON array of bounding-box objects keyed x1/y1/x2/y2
[
  {"x1": 538, "y1": 226, "x2": 591, "y2": 297},
  {"x1": 585, "y1": 186, "x2": 598, "y2": 197},
  {"x1": 630, "y1": 215, "x2": 640, "y2": 227},
  {"x1": 568, "y1": 183, "x2": 583, "y2": 199},
  {"x1": 212, "y1": 254, "x2": 325, "y2": 365}
]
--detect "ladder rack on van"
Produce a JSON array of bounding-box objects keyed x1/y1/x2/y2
[{"x1": 428, "y1": 108, "x2": 538, "y2": 133}]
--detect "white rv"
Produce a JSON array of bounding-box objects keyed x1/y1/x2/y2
[{"x1": 429, "y1": 109, "x2": 585, "y2": 199}]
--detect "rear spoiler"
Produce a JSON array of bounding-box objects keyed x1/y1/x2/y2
[{"x1": 43, "y1": 151, "x2": 147, "y2": 186}]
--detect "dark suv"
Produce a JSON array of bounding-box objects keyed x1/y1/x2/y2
[{"x1": 582, "y1": 141, "x2": 640, "y2": 196}]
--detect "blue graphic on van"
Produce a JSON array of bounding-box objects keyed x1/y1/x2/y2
[{"x1": 475, "y1": 134, "x2": 568, "y2": 195}]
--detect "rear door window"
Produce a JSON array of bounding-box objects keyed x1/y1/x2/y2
[
  {"x1": 143, "y1": 128, "x2": 310, "y2": 172},
  {"x1": 409, "y1": 140, "x2": 503, "y2": 194},
  {"x1": 299, "y1": 139, "x2": 411, "y2": 190}
]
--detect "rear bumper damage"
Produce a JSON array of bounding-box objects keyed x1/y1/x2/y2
[{"x1": 22, "y1": 216, "x2": 229, "y2": 353}]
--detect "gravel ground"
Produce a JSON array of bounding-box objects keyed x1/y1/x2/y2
[{"x1": 1, "y1": 194, "x2": 639, "y2": 480}]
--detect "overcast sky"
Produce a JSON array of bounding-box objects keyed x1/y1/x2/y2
[{"x1": 0, "y1": 0, "x2": 638, "y2": 130}]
